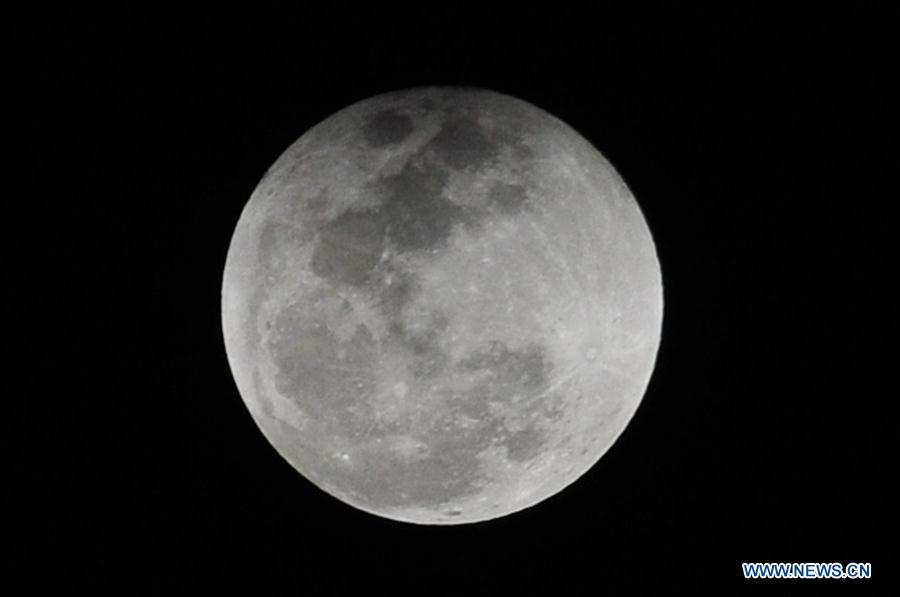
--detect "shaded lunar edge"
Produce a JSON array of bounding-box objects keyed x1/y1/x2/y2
[{"x1": 221, "y1": 87, "x2": 664, "y2": 524}]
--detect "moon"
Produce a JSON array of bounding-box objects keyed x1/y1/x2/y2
[{"x1": 221, "y1": 87, "x2": 663, "y2": 524}]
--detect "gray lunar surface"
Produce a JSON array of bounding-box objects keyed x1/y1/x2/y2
[{"x1": 221, "y1": 87, "x2": 663, "y2": 524}]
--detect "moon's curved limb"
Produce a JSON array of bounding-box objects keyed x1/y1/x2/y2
[{"x1": 221, "y1": 87, "x2": 663, "y2": 524}]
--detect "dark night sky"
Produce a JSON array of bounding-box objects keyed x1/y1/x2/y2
[{"x1": 12, "y1": 4, "x2": 894, "y2": 593}]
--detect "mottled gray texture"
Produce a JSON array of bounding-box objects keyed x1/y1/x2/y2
[
  {"x1": 221, "y1": 87, "x2": 663, "y2": 524},
  {"x1": 363, "y1": 109, "x2": 415, "y2": 147}
]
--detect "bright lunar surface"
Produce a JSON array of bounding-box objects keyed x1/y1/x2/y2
[{"x1": 221, "y1": 87, "x2": 663, "y2": 524}]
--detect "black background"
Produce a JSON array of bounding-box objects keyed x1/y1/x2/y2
[{"x1": 13, "y1": 4, "x2": 894, "y2": 593}]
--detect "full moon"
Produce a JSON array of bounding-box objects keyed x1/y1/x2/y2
[{"x1": 221, "y1": 87, "x2": 663, "y2": 524}]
